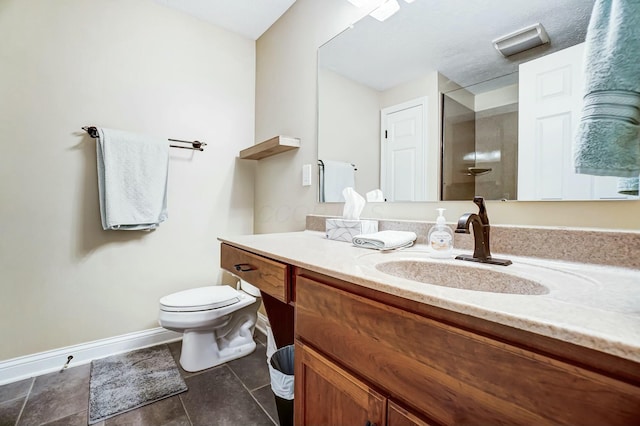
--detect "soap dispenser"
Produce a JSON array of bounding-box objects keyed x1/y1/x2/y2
[{"x1": 428, "y1": 208, "x2": 454, "y2": 258}]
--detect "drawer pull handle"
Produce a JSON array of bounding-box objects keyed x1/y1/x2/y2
[
  {"x1": 365, "y1": 422, "x2": 376, "y2": 426},
  {"x1": 234, "y1": 263, "x2": 256, "y2": 272}
]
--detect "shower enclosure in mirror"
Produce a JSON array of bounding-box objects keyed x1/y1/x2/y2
[
  {"x1": 441, "y1": 75, "x2": 518, "y2": 201},
  {"x1": 317, "y1": 0, "x2": 637, "y2": 202}
]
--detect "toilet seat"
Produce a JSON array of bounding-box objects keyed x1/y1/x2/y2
[{"x1": 160, "y1": 286, "x2": 241, "y2": 312}]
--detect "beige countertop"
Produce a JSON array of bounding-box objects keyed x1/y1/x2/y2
[{"x1": 219, "y1": 230, "x2": 640, "y2": 363}]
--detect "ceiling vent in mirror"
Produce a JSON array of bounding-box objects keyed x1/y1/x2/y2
[{"x1": 492, "y1": 23, "x2": 550, "y2": 57}]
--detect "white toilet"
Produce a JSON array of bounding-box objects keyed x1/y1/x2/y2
[{"x1": 158, "y1": 280, "x2": 261, "y2": 372}]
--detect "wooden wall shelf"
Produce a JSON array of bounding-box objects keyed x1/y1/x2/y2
[{"x1": 239, "y1": 136, "x2": 300, "y2": 160}]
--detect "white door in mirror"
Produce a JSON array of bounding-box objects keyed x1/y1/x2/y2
[
  {"x1": 518, "y1": 43, "x2": 633, "y2": 200},
  {"x1": 381, "y1": 98, "x2": 427, "y2": 201}
]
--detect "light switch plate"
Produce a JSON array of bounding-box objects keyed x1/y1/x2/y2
[{"x1": 302, "y1": 164, "x2": 312, "y2": 186}]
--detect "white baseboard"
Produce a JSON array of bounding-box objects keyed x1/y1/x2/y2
[
  {"x1": 255, "y1": 312, "x2": 269, "y2": 336},
  {"x1": 0, "y1": 328, "x2": 182, "y2": 386}
]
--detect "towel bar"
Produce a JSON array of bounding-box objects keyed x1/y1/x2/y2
[
  {"x1": 318, "y1": 160, "x2": 357, "y2": 203},
  {"x1": 82, "y1": 126, "x2": 207, "y2": 151},
  {"x1": 317, "y1": 160, "x2": 357, "y2": 171}
]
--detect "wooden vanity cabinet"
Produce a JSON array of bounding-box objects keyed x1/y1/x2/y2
[
  {"x1": 220, "y1": 244, "x2": 640, "y2": 425},
  {"x1": 295, "y1": 342, "x2": 430, "y2": 426},
  {"x1": 387, "y1": 401, "x2": 432, "y2": 426},
  {"x1": 295, "y1": 342, "x2": 386, "y2": 426},
  {"x1": 295, "y1": 273, "x2": 640, "y2": 426},
  {"x1": 220, "y1": 243, "x2": 294, "y2": 346},
  {"x1": 220, "y1": 243, "x2": 290, "y2": 302}
]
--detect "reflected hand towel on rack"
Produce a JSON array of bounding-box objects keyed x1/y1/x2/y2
[
  {"x1": 96, "y1": 127, "x2": 169, "y2": 230},
  {"x1": 322, "y1": 160, "x2": 355, "y2": 202}
]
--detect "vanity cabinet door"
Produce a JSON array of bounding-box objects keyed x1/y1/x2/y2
[
  {"x1": 387, "y1": 401, "x2": 432, "y2": 426},
  {"x1": 295, "y1": 341, "x2": 386, "y2": 426}
]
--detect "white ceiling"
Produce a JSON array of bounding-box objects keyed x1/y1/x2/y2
[
  {"x1": 152, "y1": 0, "x2": 595, "y2": 92},
  {"x1": 153, "y1": 0, "x2": 297, "y2": 40},
  {"x1": 319, "y1": 0, "x2": 595, "y2": 91}
]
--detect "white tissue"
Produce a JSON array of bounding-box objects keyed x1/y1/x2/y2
[
  {"x1": 366, "y1": 189, "x2": 384, "y2": 202},
  {"x1": 342, "y1": 187, "x2": 365, "y2": 220}
]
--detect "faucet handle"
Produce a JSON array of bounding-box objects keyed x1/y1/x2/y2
[{"x1": 473, "y1": 196, "x2": 489, "y2": 225}]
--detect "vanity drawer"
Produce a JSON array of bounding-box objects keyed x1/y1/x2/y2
[
  {"x1": 220, "y1": 243, "x2": 290, "y2": 303},
  {"x1": 295, "y1": 276, "x2": 640, "y2": 425}
]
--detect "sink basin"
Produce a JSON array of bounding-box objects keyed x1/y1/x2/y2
[{"x1": 375, "y1": 260, "x2": 549, "y2": 295}]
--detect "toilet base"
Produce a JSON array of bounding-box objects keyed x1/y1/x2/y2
[
  {"x1": 180, "y1": 335, "x2": 256, "y2": 372},
  {"x1": 178, "y1": 308, "x2": 258, "y2": 372}
]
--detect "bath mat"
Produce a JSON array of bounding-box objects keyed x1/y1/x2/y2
[{"x1": 88, "y1": 344, "x2": 187, "y2": 424}]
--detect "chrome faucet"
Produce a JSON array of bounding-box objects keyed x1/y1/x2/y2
[{"x1": 455, "y1": 196, "x2": 511, "y2": 266}]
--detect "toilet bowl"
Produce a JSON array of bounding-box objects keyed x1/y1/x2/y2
[{"x1": 158, "y1": 281, "x2": 261, "y2": 372}]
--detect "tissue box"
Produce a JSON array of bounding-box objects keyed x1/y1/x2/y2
[{"x1": 326, "y1": 219, "x2": 378, "y2": 242}]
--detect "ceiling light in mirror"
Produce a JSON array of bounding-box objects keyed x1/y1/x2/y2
[
  {"x1": 370, "y1": 0, "x2": 400, "y2": 21},
  {"x1": 346, "y1": 0, "x2": 385, "y2": 8}
]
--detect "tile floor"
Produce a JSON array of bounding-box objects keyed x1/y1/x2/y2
[{"x1": 0, "y1": 331, "x2": 279, "y2": 426}]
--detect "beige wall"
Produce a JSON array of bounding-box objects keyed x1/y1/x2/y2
[
  {"x1": 254, "y1": 0, "x2": 367, "y2": 232},
  {"x1": 475, "y1": 84, "x2": 519, "y2": 111},
  {"x1": 0, "y1": 0, "x2": 255, "y2": 360},
  {"x1": 318, "y1": 69, "x2": 380, "y2": 196},
  {"x1": 255, "y1": 0, "x2": 640, "y2": 233}
]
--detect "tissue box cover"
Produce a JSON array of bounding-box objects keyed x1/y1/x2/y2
[{"x1": 326, "y1": 219, "x2": 378, "y2": 242}]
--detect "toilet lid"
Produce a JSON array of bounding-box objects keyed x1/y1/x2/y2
[{"x1": 160, "y1": 286, "x2": 241, "y2": 312}]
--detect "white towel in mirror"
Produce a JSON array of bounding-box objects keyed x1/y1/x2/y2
[{"x1": 322, "y1": 160, "x2": 355, "y2": 202}]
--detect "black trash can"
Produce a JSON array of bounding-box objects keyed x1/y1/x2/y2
[{"x1": 268, "y1": 345, "x2": 294, "y2": 426}]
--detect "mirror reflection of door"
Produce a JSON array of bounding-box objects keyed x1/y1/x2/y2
[
  {"x1": 518, "y1": 43, "x2": 586, "y2": 200},
  {"x1": 518, "y1": 42, "x2": 633, "y2": 200},
  {"x1": 381, "y1": 98, "x2": 427, "y2": 202}
]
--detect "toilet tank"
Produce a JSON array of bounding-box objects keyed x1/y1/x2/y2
[{"x1": 240, "y1": 279, "x2": 261, "y2": 297}]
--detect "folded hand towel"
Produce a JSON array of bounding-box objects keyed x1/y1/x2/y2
[
  {"x1": 366, "y1": 189, "x2": 385, "y2": 202},
  {"x1": 617, "y1": 176, "x2": 639, "y2": 196},
  {"x1": 322, "y1": 160, "x2": 355, "y2": 202},
  {"x1": 573, "y1": 0, "x2": 640, "y2": 178},
  {"x1": 352, "y1": 230, "x2": 417, "y2": 250},
  {"x1": 96, "y1": 127, "x2": 169, "y2": 230}
]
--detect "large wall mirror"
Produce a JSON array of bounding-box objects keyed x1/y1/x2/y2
[{"x1": 318, "y1": 0, "x2": 638, "y2": 202}]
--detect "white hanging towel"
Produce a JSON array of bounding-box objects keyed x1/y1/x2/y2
[
  {"x1": 96, "y1": 127, "x2": 169, "y2": 230},
  {"x1": 322, "y1": 160, "x2": 355, "y2": 202}
]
